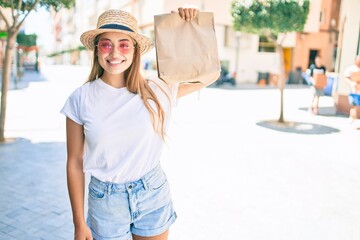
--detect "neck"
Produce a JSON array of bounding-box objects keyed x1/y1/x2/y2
[{"x1": 101, "y1": 72, "x2": 125, "y2": 88}]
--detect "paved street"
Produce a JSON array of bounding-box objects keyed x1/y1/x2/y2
[{"x1": 1, "y1": 65, "x2": 360, "y2": 240}]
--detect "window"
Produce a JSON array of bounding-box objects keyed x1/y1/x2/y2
[{"x1": 258, "y1": 35, "x2": 277, "y2": 52}]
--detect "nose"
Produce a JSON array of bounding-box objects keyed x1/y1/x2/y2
[{"x1": 109, "y1": 46, "x2": 122, "y2": 56}]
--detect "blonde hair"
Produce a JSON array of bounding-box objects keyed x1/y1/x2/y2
[{"x1": 86, "y1": 35, "x2": 167, "y2": 139}]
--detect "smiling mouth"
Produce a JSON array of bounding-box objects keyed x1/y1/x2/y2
[{"x1": 107, "y1": 59, "x2": 126, "y2": 65}]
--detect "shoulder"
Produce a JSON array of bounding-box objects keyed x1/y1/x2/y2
[
  {"x1": 147, "y1": 75, "x2": 178, "y2": 95},
  {"x1": 61, "y1": 81, "x2": 93, "y2": 125},
  {"x1": 347, "y1": 65, "x2": 359, "y2": 71},
  {"x1": 146, "y1": 75, "x2": 179, "y2": 105},
  {"x1": 344, "y1": 65, "x2": 358, "y2": 75},
  {"x1": 147, "y1": 75, "x2": 167, "y2": 89},
  {"x1": 69, "y1": 81, "x2": 91, "y2": 98}
]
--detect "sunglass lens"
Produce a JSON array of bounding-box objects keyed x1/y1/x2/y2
[
  {"x1": 118, "y1": 42, "x2": 132, "y2": 54},
  {"x1": 98, "y1": 40, "x2": 112, "y2": 53}
]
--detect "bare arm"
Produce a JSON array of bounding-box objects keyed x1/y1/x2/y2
[
  {"x1": 344, "y1": 68, "x2": 357, "y2": 91},
  {"x1": 177, "y1": 77, "x2": 219, "y2": 98},
  {"x1": 65, "y1": 117, "x2": 92, "y2": 239}
]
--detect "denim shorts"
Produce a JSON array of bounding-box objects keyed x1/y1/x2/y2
[
  {"x1": 349, "y1": 93, "x2": 360, "y2": 106},
  {"x1": 86, "y1": 164, "x2": 177, "y2": 240}
]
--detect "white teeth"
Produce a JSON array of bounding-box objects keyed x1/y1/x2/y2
[{"x1": 109, "y1": 61, "x2": 121, "y2": 64}]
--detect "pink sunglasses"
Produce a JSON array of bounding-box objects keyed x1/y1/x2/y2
[{"x1": 96, "y1": 39, "x2": 135, "y2": 54}]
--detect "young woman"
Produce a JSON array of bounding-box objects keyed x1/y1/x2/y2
[{"x1": 61, "y1": 7, "x2": 217, "y2": 240}]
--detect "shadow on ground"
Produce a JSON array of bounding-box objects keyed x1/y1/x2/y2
[
  {"x1": 256, "y1": 120, "x2": 340, "y2": 134},
  {"x1": 5, "y1": 70, "x2": 47, "y2": 91}
]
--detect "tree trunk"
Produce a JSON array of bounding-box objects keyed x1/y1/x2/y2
[
  {"x1": 0, "y1": 29, "x2": 17, "y2": 142},
  {"x1": 277, "y1": 43, "x2": 286, "y2": 123}
]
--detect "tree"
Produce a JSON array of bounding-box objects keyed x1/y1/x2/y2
[
  {"x1": 0, "y1": 0, "x2": 75, "y2": 142},
  {"x1": 231, "y1": 0, "x2": 310, "y2": 123},
  {"x1": 17, "y1": 32, "x2": 37, "y2": 47}
]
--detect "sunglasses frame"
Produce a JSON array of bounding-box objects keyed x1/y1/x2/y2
[{"x1": 96, "y1": 39, "x2": 136, "y2": 54}]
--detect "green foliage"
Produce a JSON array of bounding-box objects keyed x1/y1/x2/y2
[
  {"x1": 47, "y1": 46, "x2": 86, "y2": 58},
  {"x1": 17, "y1": 33, "x2": 37, "y2": 46},
  {"x1": 39, "y1": 0, "x2": 75, "y2": 11},
  {"x1": 231, "y1": 0, "x2": 310, "y2": 36},
  {"x1": 0, "y1": 0, "x2": 75, "y2": 13}
]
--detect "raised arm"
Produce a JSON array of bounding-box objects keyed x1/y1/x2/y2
[{"x1": 177, "y1": 80, "x2": 219, "y2": 98}]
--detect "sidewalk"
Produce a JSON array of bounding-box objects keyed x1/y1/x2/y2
[{"x1": 1, "y1": 65, "x2": 360, "y2": 240}]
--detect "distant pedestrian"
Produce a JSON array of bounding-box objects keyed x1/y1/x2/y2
[
  {"x1": 61, "y1": 7, "x2": 216, "y2": 240},
  {"x1": 344, "y1": 55, "x2": 360, "y2": 124},
  {"x1": 308, "y1": 56, "x2": 327, "y2": 114}
]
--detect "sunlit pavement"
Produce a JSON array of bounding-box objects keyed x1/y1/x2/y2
[{"x1": 1, "y1": 64, "x2": 360, "y2": 240}]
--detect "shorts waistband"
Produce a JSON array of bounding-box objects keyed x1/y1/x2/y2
[{"x1": 90, "y1": 164, "x2": 161, "y2": 193}]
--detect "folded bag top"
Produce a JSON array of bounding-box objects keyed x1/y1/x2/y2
[{"x1": 154, "y1": 12, "x2": 221, "y2": 84}]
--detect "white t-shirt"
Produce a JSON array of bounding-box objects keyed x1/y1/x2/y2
[
  {"x1": 344, "y1": 64, "x2": 360, "y2": 78},
  {"x1": 344, "y1": 64, "x2": 360, "y2": 93},
  {"x1": 61, "y1": 77, "x2": 178, "y2": 183}
]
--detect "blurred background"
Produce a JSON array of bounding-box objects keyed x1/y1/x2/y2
[{"x1": 1, "y1": 1, "x2": 360, "y2": 240}]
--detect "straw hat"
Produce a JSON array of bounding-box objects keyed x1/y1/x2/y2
[{"x1": 80, "y1": 9, "x2": 153, "y2": 55}]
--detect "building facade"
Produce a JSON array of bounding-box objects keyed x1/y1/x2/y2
[{"x1": 292, "y1": 0, "x2": 341, "y2": 73}]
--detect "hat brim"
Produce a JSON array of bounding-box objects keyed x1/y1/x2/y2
[{"x1": 80, "y1": 29, "x2": 154, "y2": 55}]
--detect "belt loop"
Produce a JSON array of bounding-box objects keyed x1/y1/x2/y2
[
  {"x1": 106, "y1": 183, "x2": 112, "y2": 195},
  {"x1": 141, "y1": 178, "x2": 148, "y2": 191}
]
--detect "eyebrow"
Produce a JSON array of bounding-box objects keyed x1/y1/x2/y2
[{"x1": 99, "y1": 38, "x2": 131, "y2": 42}]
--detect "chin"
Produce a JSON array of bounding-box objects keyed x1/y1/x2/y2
[{"x1": 107, "y1": 65, "x2": 131, "y2": 75}]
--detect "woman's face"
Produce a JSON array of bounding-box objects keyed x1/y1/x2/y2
[{"x1": 96, "y1": 32, "x2": 136, "y2": 76}]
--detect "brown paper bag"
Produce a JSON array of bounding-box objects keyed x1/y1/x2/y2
[{"x1": 154, "y1": 12, "x2": 221, "y2": 84}]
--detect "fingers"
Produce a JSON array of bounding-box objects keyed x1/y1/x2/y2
[
  {"x1": 189, "y1": 8, "x2": 199, "y2": 18},
  {"x1": 178, "y1": 7, "x2": 185, "y2": 19},
  {"x1": 178, "y1": 7, "x2": 199, "y2": 21}
]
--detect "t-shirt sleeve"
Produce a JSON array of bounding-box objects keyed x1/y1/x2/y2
[
  {"x1": 344, "y1": 65, "x2": 353, "y2": 78},
  {"x1": 60, "y1": 87, "x2": 84, "y2": 125}
]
